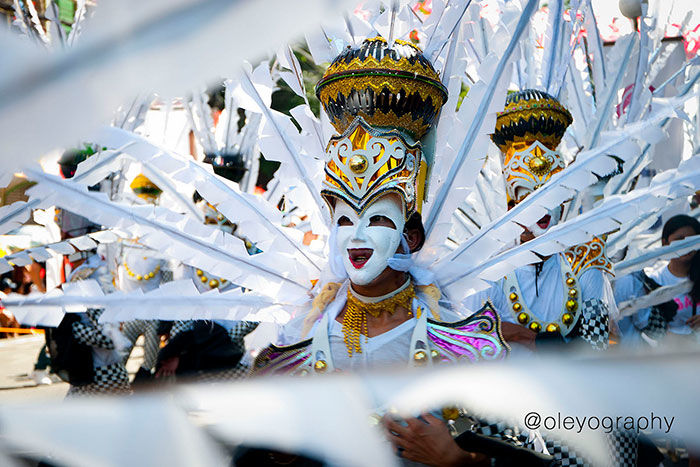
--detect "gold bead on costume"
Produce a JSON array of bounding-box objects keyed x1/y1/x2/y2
[
  {"x1": 123, "y1": 261, "x2": 160, "y2": 282},
  {"x1": 509, "y1": 292, "x2": 518, "y2": 302},
  {"x1": 562, "y1": 313, "x2": 574, "y2": 325},
  {"x1": 546, "y1": 323, "x2": 560, "y2": 333},
  {"x1": 431, "y1": 349, "x2": 440, "y2": 360},
  {"x1": 209, "y1": 279, "x2": 220, "y2": 289},
  {"x1": 441, "y1": 406, "x2": 460, "y2": 421},
  {"x1": 196, "y1": 269, "x2": 204, "y2": 277},
  {"x1": 348, "y1": 155, "x2": 369, "y2": 174},
  {"x1": 343, "y1": 283, "x2": 416, "y2": 357},
  {"x1": 517, "y1": 312, "x2": 530, "y2": 324},
  {"x1": 512, "y1": 302, "x2": 522, "y2": 312},
  {"x1": 314, "y1": 360, "x2": 327, "y2": 373},
  {"x1": 566, "y1": 277, "x2": 575, "y2": 286},
  {"x1": 568, "y1": 288, "x2": 578, "y2": 298},
  {"x1": 565, "y1": 299, "x2": 578, "y2": 312},
  {"x1": 413, "y1": 350, "x2": 427, "y2": 365},
  {"x1": 200, "y1": 276, "x2": 208, "y2": 283},
  {"x1": 529, "y1": 322, "x2": 541, "y2": 333}
]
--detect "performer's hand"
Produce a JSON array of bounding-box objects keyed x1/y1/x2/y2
[
  {"x1": 686, "y1": 315, "x2": 700, "y2": 330},
  {"x1": 500, "y1": 322, "x2": 537, "y2": 350},
  {"x1": 155, "y1": 356, "x2": 179, "y2": 378},
  {"x1": 382, "y1": 413, "x2": 487, "y2": 467}
]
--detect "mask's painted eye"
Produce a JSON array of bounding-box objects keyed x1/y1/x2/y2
[
  {"x1": 337, "y1": 215, "x2": 353, "y2": 226},
  {"x1": 369, "y1": 215, "x2": 396, "y2": 229}
]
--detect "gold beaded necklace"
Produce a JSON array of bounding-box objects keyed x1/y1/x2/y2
[
  {"x1": 342, "y1": 281, "x2": 416, "y2": 357},
  {"x1": 123, "y1": 260, "x2": 161, "y2": 281},
  {"x1": 504, "y1": 256, "x2": 580, "y2": 335},
  {"x1": 195, "y1": 269, "x2": 228, "y2": 289}
]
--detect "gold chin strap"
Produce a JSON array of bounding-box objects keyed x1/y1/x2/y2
[{"x1": 342, "y1": 282, "x2": 416, "y2": 357}]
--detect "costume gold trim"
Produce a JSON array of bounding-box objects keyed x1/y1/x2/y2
[
  {"x1": 342, "y1": 283, "x2": 416, "y2": 357},
  {"x1": 565, "y1": 237, "x2": 614, "y2": 277}
]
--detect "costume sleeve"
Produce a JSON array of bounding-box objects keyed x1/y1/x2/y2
[
  {"x1": 460, "y1": 281, "x2": 510, "y2": 323},
  {"x1": 613, "y1": 272, "x2": 651, "y2": 330}
]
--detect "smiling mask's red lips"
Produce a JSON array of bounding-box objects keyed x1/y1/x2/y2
[
  {"x1": 348, "y1": 248, "x2": 373, "y2": 269},
  {"x1": 537, "y1": 214, "x2": 551, "y2": 230}
]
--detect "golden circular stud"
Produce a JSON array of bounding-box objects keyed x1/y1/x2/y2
[{"x1": 348, "y1": 155, "x2": 369, "y2": 174}]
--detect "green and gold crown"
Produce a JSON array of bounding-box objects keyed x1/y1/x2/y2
[
  {"x1": 316, "y1": 36, "x2": 447, "y2": 140},
  {"x1": 492, "y1": 89, "x2": 573, "y2": 205},
  {"x1": 316, "y1": 37, "x2": 447, "y2": 219},
  {"x1": 491, "y1": 89, "x2": 573, "y2": 152}
]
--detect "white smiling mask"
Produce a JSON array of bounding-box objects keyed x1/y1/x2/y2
[{"x1": 333, "y1": 195, "x2": 406, "y2": 285}]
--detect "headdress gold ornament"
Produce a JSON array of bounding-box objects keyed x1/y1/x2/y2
[
  {"x1": 321, "y1": 117, "x2": 427, "y2": 219},
  {"x1": 491, "y1": 89, "x2": 573, "y2": 204},
  {"x1": 317, "y1": 36, "x2": 446, "y2": 219}
]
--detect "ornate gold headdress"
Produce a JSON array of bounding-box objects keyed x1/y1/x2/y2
[
  {"x1": 316, "y1": 36, "x2": 447, "y2": 219},
  {"x1": 491, "y1": 89, "x2": 573, "y2": 204}
]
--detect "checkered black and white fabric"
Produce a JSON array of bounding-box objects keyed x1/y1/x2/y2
[
  {"x1": 121, "y1": 320, "x2": 160, "y2": 371},
  {"x1": 543, "y1": 437, "x2": 591, "y2": 467},
  {"x1": 66, "y1": 363, "x2": 131, "y2": 397},
  {"x1": 227, "y1": 321, "x2": 259, "y2": 354},
  {"x1": 578, "y1": 299, "x2": 609, "y2": 350},
  {"x1": 72, "y1": 320, "x2": 115, "y2": 350},
  {"x1": 188, "y1": 362, "x2": 251, "y2": 383},
  {"x1": 643, "y1": 308, "x2": 668, "y2": 340},
  {"x1": 169, "y1": 320, "x2": 195, "y2": 340},
  {"x1": 606, "y1": 430, "x2": 638, "y2": 467}
]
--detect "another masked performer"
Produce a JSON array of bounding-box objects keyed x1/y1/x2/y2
[
  {"x1": 464, "y1": 90, "x2": 639, "y2": 465},
  {"x1": 465, "y1": 90, "x2": 617, "y2": 353},
  {"x1": 156, "y1": 153, "x2": 258, "y2": 382},
  {"x1": 117, "y1": 175, "x2": 167, "y2": 382}
]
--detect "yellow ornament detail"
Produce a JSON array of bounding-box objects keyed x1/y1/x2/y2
[
  {"x1": 509, "y1": 292, "x2": 518, "y2": 302},
  {"x1": 441, "y1": 406, "x2": 460, "y2": 421},
  {"x1": 517, "y1": 312, "x2": 530, "y2": 324},
  {"x1": 512, "y1": 303, "x2": 522, "y2": 312},
  {"x1": 314, "y1": 360, "x2": 327, "y2": 373},
  {"x1": 565, "y1": 299, "x2": 578, "y2": 312},
  {"x1": 529, "y1": 322, "x2": 542, "y2": 333},
  {"x1": 546, "y1": 323, "x2": 560, "y2": 333},
  {"x1": 562, "y1": 313, "x2": 574, "y2": 325},
  {"x1": 568, "y1": 288, "x2": 578, "y2": 298},
  {"x1": 566, "y1": 277, "x2": 575, "y2": 286},
  {"x1": 413, "y1": 350, "x2": 427, "y2": 364}
]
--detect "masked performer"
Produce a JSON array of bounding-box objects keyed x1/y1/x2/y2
[
  {"x1": 156, "y1": 154, "x2": 259, "y2": 382},
  {"x1": 117, "y1": 174, "x2": 166, "y2": 382},
  {"x1": 465, "y1": 90, "x2": 617, "y2": 352},
  {"x1": 254, "y1": 37, "x2": 509, "y2": 377}
]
